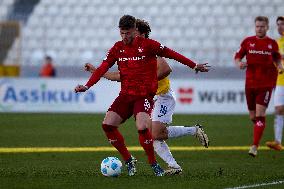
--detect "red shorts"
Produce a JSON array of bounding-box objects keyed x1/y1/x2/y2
[
  {"x1": 245, "y1": 87, "x2": 273, "y2": 111},
  {"x1": 108, "y1": 94, "x2": 154, "y2": 122}
]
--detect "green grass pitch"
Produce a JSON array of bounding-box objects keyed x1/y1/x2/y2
[{"x1": 0, "y1": 113, "x2": 283, "y2": 189}]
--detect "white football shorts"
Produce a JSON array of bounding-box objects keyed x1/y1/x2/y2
[
  {"x1": 152, "y1": 89, "x2": 176, "y2": 124},
  {"x1": 274, "y1": 85, "x2": 284, "y2": 106}
]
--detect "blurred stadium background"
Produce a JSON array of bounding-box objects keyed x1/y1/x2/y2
[
  {"x1": 1, "y1": 0, "x2": 283, "y2": 113},
  {"x1": 1, "y1": 1, "x2": 284, "y2": 188},
  {"x1": 0, "y1": 0, "x2": 282, "y2": 78}
]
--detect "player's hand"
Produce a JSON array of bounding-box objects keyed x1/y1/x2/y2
[
  {"x1": 277, "y1": 63, "x2": 284, "y2": 74},
  {"x1": 239, "y1": 62, "x2": 247, "y2": 69},
  {"x1": 74, "y1": 85, "x2": 88, "y2": 93},
  {"x1": 84, "y1": 63, "x2": 96, "y2": 73},
  {"x1": 195, "y1": 63, "x2": 210, "y2": 73}
]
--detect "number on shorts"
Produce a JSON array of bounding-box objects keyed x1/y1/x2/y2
[
  {"x1": 158, "y1": 105, "x2": 168, "y2": 117},
  {"x1": 264, "y1": 91, "x2": 270, "y2": 103},
  {"x1": 144, "y1": 99, "x2": 151, "y2": 111}
]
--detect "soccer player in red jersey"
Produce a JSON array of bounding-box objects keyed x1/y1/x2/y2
[
  {"x1": 75, "y1": 15, "x2": 209, "y2": 176},
  {"x1": 234, "y1": 16, "x2": 284, "y2": 157}
]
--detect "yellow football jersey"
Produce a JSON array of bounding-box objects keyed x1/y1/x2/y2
[
  {"x1": 276, "y1": 36, "x2": 284, "y2": 86},
  {"x1": 156, "y1": 76, "x2": 170, "y2": 95}
]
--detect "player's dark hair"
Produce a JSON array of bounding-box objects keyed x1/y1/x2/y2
[
  {"x1": 45, "y1": 56, "x2": 52, "y2": 61},
  {"x1": 276, "y1": 16, "x2": 284, "y2": 23},
  {"x1": 136, "y1": 19, "x2": 151, "y2": 38},
  {"x1": 119, "y1": 15, "x2": 136, "y2": 30},
  {"x1": 255, "y1": 16, "x2": 269, "y2": 25}
]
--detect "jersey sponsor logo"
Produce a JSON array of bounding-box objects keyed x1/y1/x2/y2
[
  {"x1": 249, "y1": 43, "x2": 255, "y2": 47},
  {"x1": 118, "y1": 56, "x2": 146, "y2": 62},
  {"x1": 248, "y1": 50, "x2": 271, "y2": 55}
]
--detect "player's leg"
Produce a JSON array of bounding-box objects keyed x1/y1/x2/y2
[
  {"x1": 253, "y1": 104, "x2": 267, "y2": 145},
  {"x1": 249, "y1": 88, "x2": 273, "y2": 157},
  {"x1": 152, "y1": 90, "x2": 208, "y2": 147},
  {"x1": 266, "y1": 86, "x2": 284, "y2": 150},
  {"x1": 151, "y1": 92, "x2": 182, "y2": 174},
  {"x1": 152, "y1": 121, "x2": 180, "y2": 169},
  {"x1": 102, "y1": 111, "x2": 132, "y2": 161},
  {"x1": 134, "y1": 96, "x2": 164, "y2": 176},
  {"x1": 102, "y1": 95, "x2": 136, "y2": 175},
  {"x1": 275, "y1": 106, "x2": 284, "y2": 145},
  {"x1": 246, "y1": 87, "x2": 258, "y2": 157},
  {"x1": 152, "y1": 91, "x2": 196, "y2": 140}
]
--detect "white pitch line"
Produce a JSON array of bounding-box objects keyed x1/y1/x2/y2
[{"x1": 225, "y1": 180, "x2": 284, "y2": 189}]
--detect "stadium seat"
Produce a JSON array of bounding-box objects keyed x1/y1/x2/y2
[{"x1": 3, "y1": 0, "x2": 281, "y2": 68}]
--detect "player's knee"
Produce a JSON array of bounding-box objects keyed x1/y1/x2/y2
[
  {"x1": 151, "y1": 132, "x2": 159, "y2": 140},
  {"x1": 152, "y1": 128, "x2": 167, "y2": 140},
  {"x1": 250, "y1": 117, "x2": 256, "y2": 123},
  {"x1": 151, "y1": 122, "x2": 167, "y2": 140},
  {"x1": 275, "y1": 106, "x2": 284, "y2": 115},
  {"x1": 102, "y1": 124, "x2": 116, "y2": 132}
]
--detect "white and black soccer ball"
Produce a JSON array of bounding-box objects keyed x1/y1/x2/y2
[{"x1": 101, "y1": 157, "x2": 123, "y2": 177}]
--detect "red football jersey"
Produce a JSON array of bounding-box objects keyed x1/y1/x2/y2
[
  {"x1": 86, "y1": 36, "x2": 196, "y2": 96},
  {"x1": 235, "y1": 36, "x2": 281, "y2": 88}
]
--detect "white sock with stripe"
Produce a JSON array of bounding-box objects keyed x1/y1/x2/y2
[
  {"x1": 153, "y1": 140, "x2": 180, "y2": 168},
  {"x1": 167, "y1": 126, "x2": 196, "y2": 138}
]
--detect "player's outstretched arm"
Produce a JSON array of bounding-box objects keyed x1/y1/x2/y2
[
  {"x1": 158, "y1": 46, "x2": 210, "y2": 72},
  {"x1": 85, "y1": 63, "x2": 121, "y2": 81}
]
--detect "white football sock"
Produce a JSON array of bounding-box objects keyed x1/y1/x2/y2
[
  {"x1": 153, "y1": 140, "x2": 180, "y2": 168},
  {"x1": 274, "y1": 115, "x2": 284, "y2": 144},
  {"x1": 167, "y1": 126, "x2": 196, "y2": 138}
]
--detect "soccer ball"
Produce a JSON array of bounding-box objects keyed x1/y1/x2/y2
[{"x1": 101, "y1": 157, "x2": 123, "y2": 177}]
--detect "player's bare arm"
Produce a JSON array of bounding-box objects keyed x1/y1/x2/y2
[
  {"x1": 234, "y1": 58, "x2": 247, "y2": 70},
  {"x1": 85, "y1": 63, "x2": 121, "y2": 81},
  {"x1": 157, "y1": 57, "x2": 172, "y2": 80},
  {"x1": 275, "y1": 59, "x2": 284, "y2": 74}
]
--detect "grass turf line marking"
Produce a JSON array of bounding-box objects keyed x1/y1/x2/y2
[
  {"x1": 224, "y1": 180, "x2": 284, "y2": 189},
  {"x1": 0, "y1": 146, "x2": 271, "y2": 153}
]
